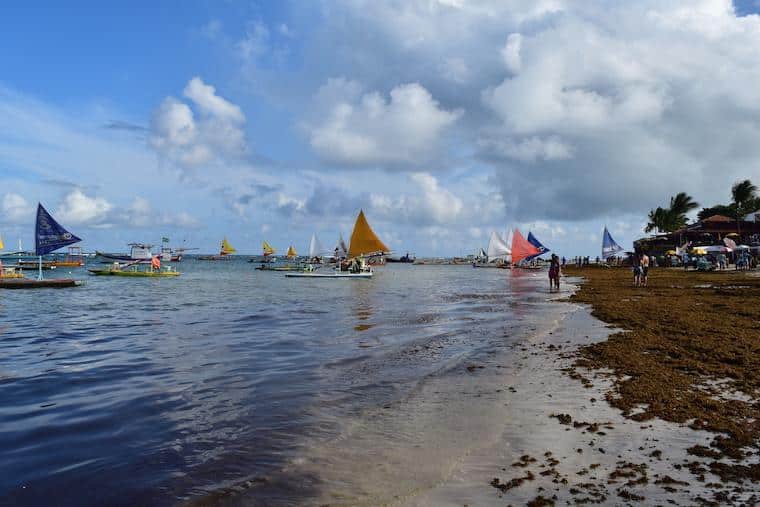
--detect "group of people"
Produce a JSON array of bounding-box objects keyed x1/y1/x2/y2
[{"x1": 632, "y1": 254, "x2": 650, "y2": 287}]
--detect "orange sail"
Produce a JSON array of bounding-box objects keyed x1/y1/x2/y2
[
  {"x1": 511, "y1": 229, "x2": 540, "y2": 264},
  {"x1": 348, "y1": 210, "x2": 389, "y2": 258}
]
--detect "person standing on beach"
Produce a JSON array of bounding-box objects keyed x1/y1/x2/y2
[
  {"x1": 641, "y1": 254, "x2": 650, "y2": 287},
  {"x1": 633, "y1": 255, "x2": 641, "y2": 286},
  {"x1": 549, "y1": 254, "x2": 561, "y2": 290}
]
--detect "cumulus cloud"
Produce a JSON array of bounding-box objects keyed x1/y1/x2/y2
[
  {"x1": 370, "y1": 172, "x2": 464, "y2": 224},
  {"x1": 55, "y1": 189, "x2": 113, "y2": 226},
  {"x1": 149, "y1": 77, "x2": 246, "y2": 169},
  {"x1": 1, "y1": 193, "x2": 33, "y2": 224},
  {"x1": 306, "y1": 79, "x2": 462, "y2": 167}
]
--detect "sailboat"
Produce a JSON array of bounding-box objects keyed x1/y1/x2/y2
[
  {"x1": 286, "y1": 210, "x2": 388, "y2": 278},
  {"x1": 88, "y1": 254, "x2": 181, "y2": 277},
  {"x1": 602, "y1": 227, "x2": 624, "y2": 260},
  {"x1": 1, "y1": 204, "x2": 83, "y2": 289},
  {"x1": 511, "y1": 229, "x2": 541, "y2": 267},
  {"x1": 522, "y1": 232, "x2": 550, "y2": 267},
  {"x1": 0, "y1": 233, "x2": 24, "y2": 279},
  {"x1": 286, "y1": 245, "x2": 298, "y2": 259},
  {"x1": 474, "y1": 231, "x2": 511, "y2": 268},
  {"x1": 308, "y1": 233, "x2": 328, "y2": 263},
  {"x1": 199, "y1": 237, "x2": 237, "y2": 260}
]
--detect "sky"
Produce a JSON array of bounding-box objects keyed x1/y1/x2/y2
[{"x1": 2, "y1": 0, "x2": 760, "y2": 257}]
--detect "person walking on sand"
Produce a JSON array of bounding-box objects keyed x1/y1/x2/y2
[
  {"x1": 641, "y1": 253, "x2": 650, "y2": 287},
  {"x1": 632, "y1": 255, "x2": 641, "y2": 287},
  {"x1": 548, "y1": 254, "x2": 561, "y2": 291}
]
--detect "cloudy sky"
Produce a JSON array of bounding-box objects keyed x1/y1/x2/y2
[{"x1": 2, "y1": 0, "x2": 760, "y2": 256}]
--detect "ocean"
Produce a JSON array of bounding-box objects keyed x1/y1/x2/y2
[{"x1": 0, "y1": 259, "x2": 563, "y2": 506}]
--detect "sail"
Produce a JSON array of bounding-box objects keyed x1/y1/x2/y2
[
  {"x1": 262, "y1": 241, "x2": 275, "y2": 256},
  {"x1": 486, "y1": 231, "x2": 510, "y2": 261},
  {"x1": 286, "y1": 245, "x2": 297, "y2": 258},
  {"x1": 348, "y1": 210, "x2": 389, "y2": 258},
  {"x1": 336, "y1": 234, "x2": 348, "y2": 258},
  {"x1": 220, "y1": 238, "x2": 236, "y2": 255},
  {"x1": 511, "y1": 229, "x2": 541, "y2": 264},
  {"x1": 526, "y1": 232, "x2": 550, "y2": 261},
  {"x1": 309, "y1": 233, "x2": 327, "y2": 258},
  {"x1": 601, "y1": 227, "x2": 623, "y2": 259},
  {"x1": 0, "y1": 233, "x2": 3, "y2": 250},
  {"x1": 35, "y1": 203, "x2": 81, "y2": 256}
]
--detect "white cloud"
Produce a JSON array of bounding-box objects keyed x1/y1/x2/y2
[
  {"x1": 370, "y1": 172, "x2": 464, "y2": 225},
  {"x1": 501, "y1": 33, "x2": 522, "y2": 73},
  {"x1": 149, "y1": 77, "x2": 246, "y2": 169},
  {"x1": 55, "y1": 189, "x2": 113, "y2": 226},
  {"x1": 307, "y1": 79, "x2": 462, "y2": 167},
  {"x1": 480, "y1": 135, "x2": 574, "y2": 162},
  {"x1": 1, "y1": 193, "x2": 33, "y2": 224}
]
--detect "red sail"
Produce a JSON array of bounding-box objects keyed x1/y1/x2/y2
[{"x1": 511, "y1": 229, "x2": 541, "y2": 264}]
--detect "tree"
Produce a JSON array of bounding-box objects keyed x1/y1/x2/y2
[
  {"x1": 730, "y1": 179, "x2": 759, "y2": 234},
  {"x1": 697, "y1": 204, "x2": 735, "y2": 221},
  {"x1": 645, "y1": 192, "x2": 699, "y2": 233}
]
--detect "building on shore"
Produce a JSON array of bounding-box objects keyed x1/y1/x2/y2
[{"x1": 634, "y1": 214, "x2": 760, "y2": 257}]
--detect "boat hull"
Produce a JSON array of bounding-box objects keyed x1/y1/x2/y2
[
  {"x1": 0, "y1": 278, "x2": 82, "y2": 289},
  {"x1": 88, "y1": 269, "x2": 181, "y2": 277},
  {"x1": 285, "y1": 271, "x2": 372, "y2": 278}
]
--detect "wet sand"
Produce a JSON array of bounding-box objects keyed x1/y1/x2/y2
[{"x1": 194, "y1": 269, "x2": 759, "y2": 506}]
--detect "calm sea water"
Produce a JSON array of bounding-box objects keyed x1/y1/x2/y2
[{"x1": 0, "y1": 260, "x2": 552, "y2": 506}]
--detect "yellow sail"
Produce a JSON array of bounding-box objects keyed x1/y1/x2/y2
[
  {"x1": 220, "y1": 237, "x2": 236, "y2": 255},
  {"x1": 348, "y1": 210, "x2": 389, "y2": 258},
  {"x1": 0, "y1": 233, "x2": 3, "y2": 250},
  {"x1": 286, "y1": 245, "x2": 297, "y2": 258},
  {"x1": 262, "y1": 241, "x2": 275, "y2": 256}
]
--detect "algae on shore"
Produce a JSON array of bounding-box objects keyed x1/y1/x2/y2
[{"x1": 565, "y1": 266, "x2": 760, "y2": 485}]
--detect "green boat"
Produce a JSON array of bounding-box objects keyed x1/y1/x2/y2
[{"x1": 89, "y1": 262, "x2": 181, "y2": 277}]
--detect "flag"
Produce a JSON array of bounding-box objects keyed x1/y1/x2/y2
[
  {"x1": 162, "y1": 237, "x2": 170, "y2": 243},
  {"x1": 35, "y1": 203, "x2": 81, "y2": 256}
]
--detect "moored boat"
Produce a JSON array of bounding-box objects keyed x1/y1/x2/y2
[
  {"x1": 88, "y1": 258, "x2": 181, "y2": 277},
  {"x1": 199, "y1": 238, "x2": 237, "y2": 260},
  {"x1": 97, "y1": 243, "x2": 154, "y2": 262}
]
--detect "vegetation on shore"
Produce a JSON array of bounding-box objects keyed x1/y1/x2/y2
[{"x1": 565, "y1": 266, "x2": 760, "y2": 486}]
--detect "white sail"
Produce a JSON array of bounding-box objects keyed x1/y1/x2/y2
[
  {"x1": 309, "y1": 233, "x2": 327, "y2": 258},
  {"x1": 334, "y1": 233, "x2": 348, "y2": 258},
  {"x1": 486, "y1": 231, "x2": 511, "y2": 261}
]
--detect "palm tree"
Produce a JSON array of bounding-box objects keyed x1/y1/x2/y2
[
  {"x1": 730, "y1": 179, "x2": 758, "y2": 235},
  {"x1": 645, "y1": 192, "x2": 699, "y2": 234}
]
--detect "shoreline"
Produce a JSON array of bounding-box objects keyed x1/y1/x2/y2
[{"x1": 192, "y1": 269, "x2": 758, "y2": 506}]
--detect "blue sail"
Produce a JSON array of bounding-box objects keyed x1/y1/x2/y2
[
  {"x1": 526, "y1": 231, "x2": 550, "y2": 260},
  {"x1": 601, "y1": 226, "x2": 623, "y2": 259},
  {"x1": 35, "y1": 203, "x2": 81, "y2": 256}
]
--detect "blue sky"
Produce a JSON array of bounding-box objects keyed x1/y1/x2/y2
[{"x1": 2, "y1": 1, "x2": 760, "y2": 256}]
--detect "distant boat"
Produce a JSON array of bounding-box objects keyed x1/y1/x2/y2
[
  {"x1": 511, "y1": 229, "x2": 541, "y2": 266},
  {"x1": 97, "y1": 243, "x2": 154, "y2": 262},
  {"x1": 602, "y1": 227, "x2": 624, "y2": 259},
  {"x1": 263, "y1": 240, "x2": 276, "y2": 258},
  {"x1": 199, "y1": 237, "x2": 237, "y2": 260},
  {"x1": 286, "y1": 210, "x2": 388, "y2": 279},
  {"x1": 474, "y1": 231, "x2": 510, "y2": 268},
  {"x1": 387, "y1": 252, "x2": 415, "y2": 263},
  {"x1": 286, "y1": 245, "x2": 298, "y2": 259},
  {"x1": 308, "y1": 233, "x2": 329, "y2": 262},
  {"x1": 1, "y1": 203, "x2": 83, "y2": 289}
]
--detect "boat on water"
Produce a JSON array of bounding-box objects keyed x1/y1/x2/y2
[
  {"x1": 248, "y1": 241, "x2": 277, "y2": 264},
  {"x1": 386, "y1": 252, "x2": 416, "y2": 263},
  {"x1": 513, "y1": 231, "x2": 550, "y2": 269},
  {"x1": 473, "y1": 231, "x2": 511, "y2": 268},
  {"x1": 198, "y1": 238, "x2": 237, "y2": 260},
  {"x1": 602, "y1": 226, "x2": 624, "y2": 260},
  {"x1": 97, "y1": 243, "x2": 154, "y2": 262},
  {"x1": 286, "y1": 210, "x2": 389, "y2": 279},
  {"x1": 511, "y1": 229, "x2": 541, "y2": 268},
  {"x1": 53, "y1": 246, "x2": 85, "y2": 267},
  {"x1": 0, "y1": 204, "x2": 83, "y2": 289},
  {"x1": 89, "y1": 257, "x2": 180, "y2": 277}
]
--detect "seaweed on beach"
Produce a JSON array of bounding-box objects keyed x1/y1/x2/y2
[{"x1": 565, "y1": 267, "x2": 760, "y2": 484}]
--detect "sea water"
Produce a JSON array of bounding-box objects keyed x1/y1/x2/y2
[{"x1": 0, "y1": 260, "x2": 559, "y2": 506}]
